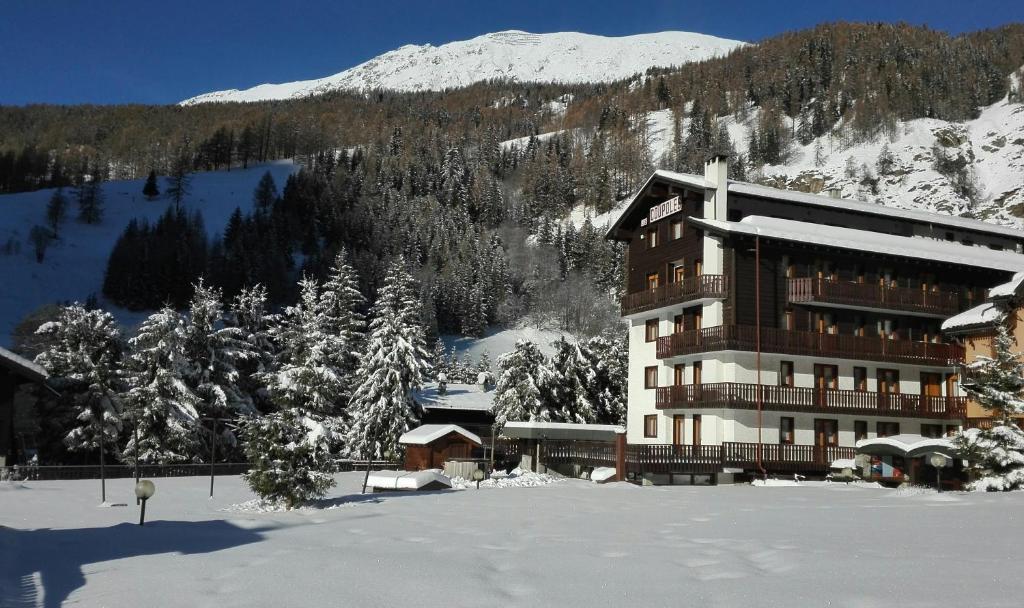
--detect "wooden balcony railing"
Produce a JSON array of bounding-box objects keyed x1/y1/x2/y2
[
  {"x1": 788, "y1": 278, "x2": 960, "y2": 316},
  {"x1": 624, "y1": 442, "x2": 857, "y2": 475},
  {"x1": 656, "y1": 325, "x2": 964, "y2": 366},
  {"x1": 655, "y1": 382, "x2": 966, "y2": 419},
  {"x1": 620, "y1": 274, "x2": 727, "y2": 315}
]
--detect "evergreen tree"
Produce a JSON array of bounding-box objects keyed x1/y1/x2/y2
[
  {"x1": 46, "y1": 188, "x2": 67, "y2": 238},
  {"x1": 29, "y1": 225, "x2": 51, "y2": 263},
  {"x1": 241, "y1": 408, "x2": 337, "y2": 508},
  {"x1": 34, "y1": 305, "x2": 124, "y2": 460},
  {"x1": 76, "y1": 164, "x2": 105, "y2": 224},
  {"x1": 165, "y1": 148, "x2": 192, "y2": 211},
  {"x1": 431, "y1": 338, "x2": 448, "y2": 381},
  {"x1": 253, "y1": 171, "x2": 278, "y2": 212},
  {"x1": 876, "y1": 143, "x2": 896, "y2": 176},
  {"x1": 491, "y1": 339, "x2": 554, "y2": 430},
  {"x1": 346, "y1": 257, "x2": 430, "y2": 459},
  {"x1": 317, "y1": 249, "x2": 367, "y2": 385},
  {"x1": 954, "y1": 320, "x2": 1024, "y2": 491},
  {"x1": 122, "y1": 307, "x2": 202, "y2": 463},
  {"x1": 548, "y1": 337, "x2": 598, "y2": 423},
  {"x1": 142, "y1": 170, "x2": 160, "y2": 199},
  {"x1": 584, "y1": 333, "x2": 628, "y2": 424}
]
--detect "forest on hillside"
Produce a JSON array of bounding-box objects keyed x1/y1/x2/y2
[{"x1": 3, "y1": 22, "x2": 1024, "y2": 344}]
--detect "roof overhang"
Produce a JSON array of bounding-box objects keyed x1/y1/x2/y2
[
  {"x1": 855, "y1": 434, "x2": 956, "y2": 459},
  {"x1": 399, "y1": 424, "x2": 482, "y2": 446},
  {"x1": 605, "y1": 170, "x2": 709, "y2": 241},
  {"x1": 0, "y1": 346, "x2": 49, "y2": 384}
]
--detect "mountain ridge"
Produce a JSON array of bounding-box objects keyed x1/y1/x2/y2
[{"x1": 180, "y1": 29, "x2": 745, "y2": 105}]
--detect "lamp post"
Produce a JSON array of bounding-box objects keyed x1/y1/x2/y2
[
  {"x1": 472, "y1": 467, "x2": 486, "y2": 489},
  {"x1": 135, "y1": 479, "x2": 156, "y2": 526},
  {"x1": 201, "y1": 417, "x2": 231, "y2": 498},
  {"x1": 930, "y1": 453, "x2": 948, "y2": 493}
]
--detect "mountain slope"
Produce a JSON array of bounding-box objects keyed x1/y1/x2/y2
[{"x1": 180, "y1": 30, "x2": 744, "y2": 104}]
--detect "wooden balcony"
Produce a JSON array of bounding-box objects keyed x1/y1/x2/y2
[
  {"x1": 656, "y1": 324, "x2": 964, "y2": 366},
  {"x1": 624, "y1": 442, "x2": 857, "y2": 475},
  {"x1": 655, "y1": 382, "x2": 966, "y2": 419},
  {"x1": 620, "y1": 274, "x2": 727, "y2": 315},
  {"x1": 788, "y1": 277, "x2": 960, "y2": 317}
]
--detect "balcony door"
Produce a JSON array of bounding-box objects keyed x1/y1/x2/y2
[
  {"x1": 692, "y1": 415, "x2": 702, "y2": 446},
  {"x1": 921, "y1": 372, "x2": 942, "y2": 414},
  {"x1": 877, "y1": 369, "x2": 900, "y2": 411},
  {"x1": 646, "y1": 272, "x2": 660, "y2": 290},
  {"x1": 814, "y1": 419, "x2": 839, "y2": 463},
  {"x1": 672, "y1": 415, "x2": 684, "y2": 447},
  {"x1": 814, "y1": 364, "x2": 838, "y2": 407},
  {"x1": 673, "y1": 263, "x2": 686, "y2": 284}
]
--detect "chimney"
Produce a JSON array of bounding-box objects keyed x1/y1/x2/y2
[{"x1": 703, "y1": 154, "x2": 729, "y2": 221}]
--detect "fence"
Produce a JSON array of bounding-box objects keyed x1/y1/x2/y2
[
  {"x1": 541, "y1": 440, "x2": 617, "y2": 469},
  {"x1": 1, "y1": 460, "x2": 400, "y2": 482}
]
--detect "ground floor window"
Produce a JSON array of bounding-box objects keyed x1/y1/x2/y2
[
  {"x1": 854, "y1": 420, "x2": 868, "y2": 442},
  {"x1": 644, "y1": 415, "x2": 658, "y2": 438},
  {"x1": 921, "y1": 424, "x2": 944, "y2": 438},
  {"x1": 877, "y1": 421, "x2": 900, "y2": 437}
]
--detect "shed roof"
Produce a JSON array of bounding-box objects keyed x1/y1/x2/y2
[
  {"x1": 0, "y1": 346, "x2": 48, "y2": 383},
  {"x1": 501, "y1": 421, "x2": 625, "y2": 441},
  {"x1": 398, "y1": 424, "x2": 482, "y2": 446}
]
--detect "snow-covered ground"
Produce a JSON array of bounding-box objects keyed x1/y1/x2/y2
[
  {"x1": 2, "y1": 472, "x2": 1022, "y2": 607},
  {"x1": 441, "y1": 326, "x2": 572, "y2": 362},
  {"x1": 0, "y1": 161, "x2": 299, "y2": 346},
  {"x1": 181, "y1": 30, "x2": 744, "y2": 104}
]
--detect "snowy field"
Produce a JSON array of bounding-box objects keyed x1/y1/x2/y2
[{"x1": 2, "y1": 473, "x2": 1023, "y2": 607}]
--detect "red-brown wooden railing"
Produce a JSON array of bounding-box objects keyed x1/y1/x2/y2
[
  {"x1": 787, "y1": 277, "x2": 961, "y2": 316},
  {"x1": 655, "y1": 383, "x2": 966, "y2": 419},
  {"x1": 625, "y1": 444, "x2": 723, "y2": 474},
  {"x1": 541, "y1": 440, "x2": 617, "y2": 468},
  {"x1": 620, "y1": 274, "x2": 727, "y2": 315},
  {"x1": 656, "y1": 325, "x2": 964, "y2": 366},
  {"x1": 623, "y1": 442, "x2": 857, "y2": 475}
]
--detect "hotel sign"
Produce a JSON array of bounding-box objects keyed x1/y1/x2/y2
[{"x1": 640, "y1": 196, "x2": 682, "y2": 227}]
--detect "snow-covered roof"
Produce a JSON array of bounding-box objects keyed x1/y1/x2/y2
[
  {"x1": 502, "y1": 421, "x2": 625, "y2": 441},
  {"x1": 987, "y1": 272, "x2": 1024, "y2": 299},
  {"x1": 688, "y1": 215, "x2": 1024, "y2": 273},
  {"x1": 941, "y1": 302, "x2": 1002, "y2": 333},
  {"x1": 728, "y1": 180, "x2": 1024, "y2": 240},
  {"x1": 398, "y1": 424, "x2": 482, "y2": 446},
  {"x1": 0, "y1": 346, "x2": 48, "y2": 383},
  {"x1": 605, "y1": 170, "x2": 710, "y2": 239},
  {"x1": 855, "y1": 434, "x2": 955, "y2": 458},
  {"x1": 414, "y1": 383, "x2": 495, "y2": 412}
]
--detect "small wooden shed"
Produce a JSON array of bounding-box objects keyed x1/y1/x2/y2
[
  {"x1": 0, "y1": 346, "x2": 50, "y2": 466},
  {"x1": 399, "y1": 424, "x2": 482, "y2": 471}
]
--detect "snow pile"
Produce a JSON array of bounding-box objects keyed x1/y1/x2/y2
[
  {"x1": 181, "y1": 30, "x2": 744, "y2": 104},
  {"x1": 590, "y1": 467, "x2": 617, "y2": 483},
  {"x1": 365, "y1": 470, "x2": 453, "y2": 491},
  {"x1": 450, "y1": 468, "x2": 562, "y2": 489}
]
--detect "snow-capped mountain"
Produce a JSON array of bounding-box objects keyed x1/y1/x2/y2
[{"x1": 180, "y1": 30, "x2": 744, "y2": 105}]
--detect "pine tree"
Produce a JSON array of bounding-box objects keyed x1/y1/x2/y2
[
  {"x1": 165, "y1": 148, "x2": 192, "y2": 211},
  {"x1": 46, "y1": 188, "x2": 67, "y2": 238},
  {"x1": 122, "y1": 307, "x2": 203, "y2": 464},
  {"x1": 876, "y1": 143, "x2": 895, "y2": 176},
  {"x1": 431, "y1": 338, "x2": 448, "y2": 381},
  {"x1": 346, "y1": 257, "x2": 430, "y2": 460},
  {"x1": 549, "y1": 337, "x2": 597, "y2": 423},
  {"x1": 142, "y1": 170, "x2": 160, "y2": 199},
  {"x1": 584, "y1": 333, "x2": 628, "y2": 424},
  {"x1": 34, "y1": 304, "x2": 124, "y2": 460},
  {"x1": 954, "y1": 320, "x2": 1024, "y2": 491},
  {"x1": 241, "y1": 408, "x2": 337, "y2": 508},
  {"x1": 813, "y1": 140, "x2": 827, "y2": 167},
  {"x1": 253, "y1": 171, "x2": 278, "y2": 212},
  {"x1": 318, "y1": 249, "x2": 367, "y2": 385},
  {"x1": 491, "y1": 339, "x2": 554, "y2": 430},
  {"x1": 76, "y1": 164, "x2": 105, "y2": 224}
]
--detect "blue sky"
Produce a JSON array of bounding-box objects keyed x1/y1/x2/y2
[{"x1": 2, "y1": 0, "x2": 1022, "y2": 105}]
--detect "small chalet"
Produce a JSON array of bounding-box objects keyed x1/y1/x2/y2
[
  {"x1": 414, "y1": 381, "x2": 495, "y2": 440},
  {"x1": 398, "y1": 424, "x2": 482, "y2": 471},
  {"x1": 0, "y1": 346, "x2": 50, "y2": 466}
]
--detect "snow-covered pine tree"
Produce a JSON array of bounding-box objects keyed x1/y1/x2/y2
[
  {"x1": 491, "y1": 339, "x2": 554, "y2": 430},
  {"x1": 954, "y1": 319, "x2": 1024, "y2": 491},
  {"x1": 180, "y1": 280, "x2": 256, "y2": 448},
  {"x1": 122, "y1": 307, "x2": 202, "y2": 463},
  {"x1": 318, "y1": 249, "x2": 367, "y2": 390},
  {"x1": 584, "y1": 333, "x2": 628, "y2": 425},
  {"x1": 241, "y1": 408, "x2": 336, "y2": 508},
  {"x1": 431, "y1": 338, "x2": 448, "y2": 381},
  {"x1": 549, "y1": 337, "x2": 597, "y2": 424},
  {"x1": 34, "y1": 304, "x2": 124, "y2": 459},
  {"x1": 346, "y1": 258, "x2": 430, "y2": 460},
  {"x1": 476, "y1": 350, "x2": 492, "y2": 376}
]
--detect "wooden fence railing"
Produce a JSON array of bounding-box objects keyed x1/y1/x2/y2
[
  {"x1": 619, "y1": 442, "x2": 856, "y2": 476},
  {"x1": 788, "y1": 277, "x2": 960, "y2": 316},
  {"x1": 620, "y1": 274, "x2": 727, "y2": 315},
  {"x1": 657, "y1": 324, "x2": 964, "y2": 366},
  {"x1": 625, "y1": 444, "x2": 722, "y2": 475},
  {"x1": 655, "y1": 383, "x2": 966, "y2": 419},
  {"x1": 541, "y1": 440, "x2": 618, "y2": 468}
]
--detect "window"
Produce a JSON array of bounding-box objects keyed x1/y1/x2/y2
[
  {"x1": 674, "y1": 364, "x2": 685, "y2": 386},
  {"x1": 853, "y1": 367, "x2": 867, "y2": 392},
  {"x1": 814, "y1": 364, "x2": 839, "y2": 390},
  {"x1": 693, "y1": 259, "x2": 703, "y2": 276},
  {"x1": 644, "y1": 366, "x2": 659, "y2": 389},
  {"x1": 877, "y1": 422, "x2": 900, "y2": 438},
  {"x1": 674, "y1": 314, "x2": 684, "y2": 335},
  {"x1": 645, "y1": 319, "x2": 659, "y2": 343},
  {"x1": 646, "y1": 272, "x2": 659, "y2": 290},
  {"x1": 673, "y1": 264, "x2": 686, "y2": 283},
  {"x1": 670, "y1": 219, "x2": 684, "y2": 240},
  {"x1": 779, "y1": 361, "x2": 794, "y2": 387},
  {"x1": 921, "y1": 424, "x2": 944, "y2": 438},
  {"x1": 644, "y1": 415, "x2": 658, "y2": 438},
  {"x1": 647, "y1": 228, "x2": 659, "y2": 248},
  {"x1": 692, "y1": 415, "x2": 702, "y2": 446},
  {"x1": 945, "y1": 425, "x2": 959, "y2": 437},
  {"x1": 854, "y1": 421, "x2": 868, "y2": 442},
  {"x1": 782, "y1": 310, "x2": 794, "y2": 331},
  {"x1": 877, "y1": 369, "x2": 900, "y2": 394},
  {"x1": 779, "y1": 417, "x2": 795, "y2": 445},
  {"x1": 692, "y1": 361, "x2": 702, "y2": 385}
]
